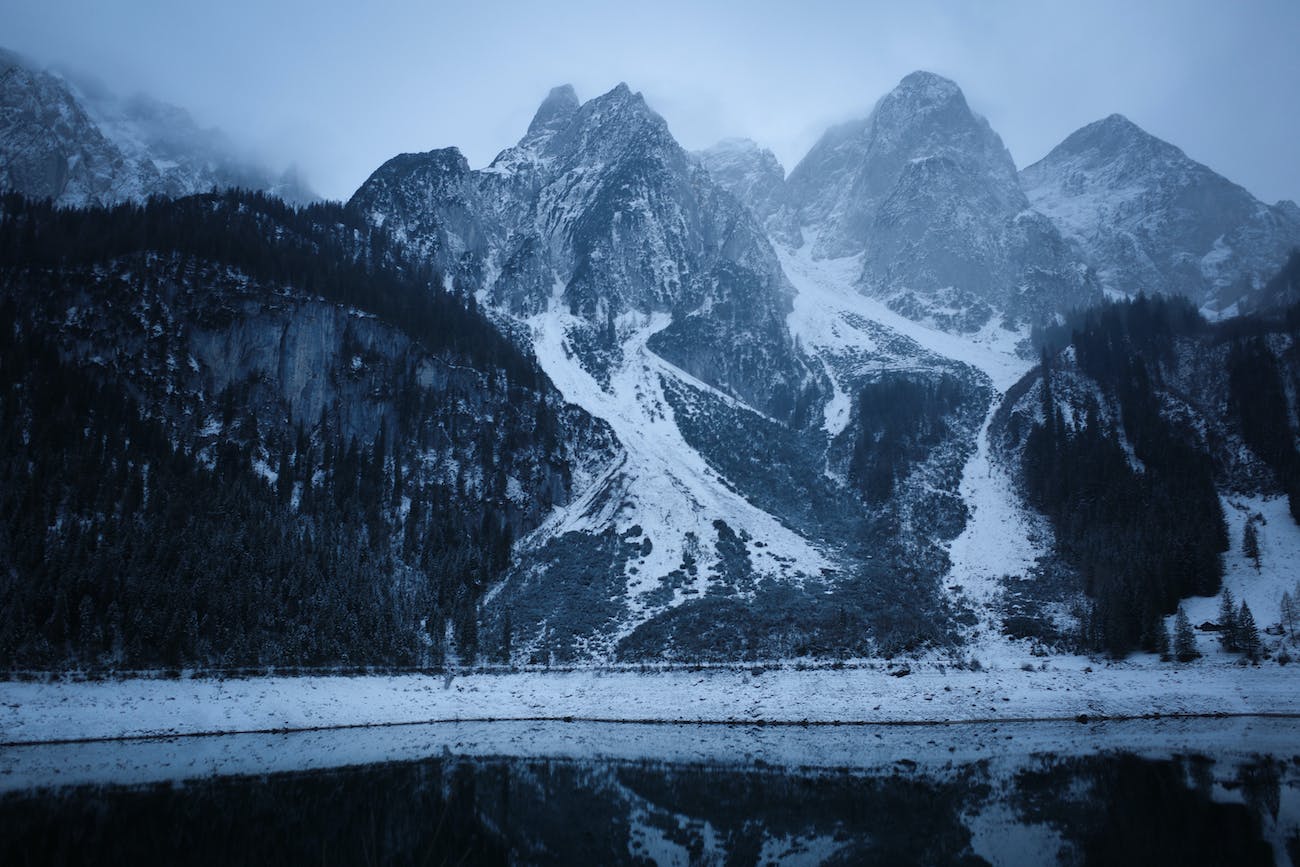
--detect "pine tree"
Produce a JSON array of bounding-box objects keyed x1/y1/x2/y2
[
  {"x1": 1281, "y1": 590, "x2": 1298, "y2": 642},
  {"x1": 1238, "y1": 601, "x2": 1262, "y2": 661},
  {"x1": 1156, "y1": 618, "x2": 1172, "y2": 661},
  {"x1": 1174, "y1": 607, "x2": 1199, "y2": 662},
  {"x1": 1243, "y1": 520, "x2": 1261, "y2": 571},
  {"x1": 1219, "y1": 587, "x2": 1239, "y2": 651}
]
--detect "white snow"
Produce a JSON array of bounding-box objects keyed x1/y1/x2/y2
[
  {"x1": 778, "y1": 237, "x2": 1042, "y2": 660},
  {"x1": 778, "y1": 242, "x2": 1032, "y2": 392},
  {"x1": 945, "y1": 404, "x2": 1049, "y2": 662},
  {"x1": 3, "y1": 661, "x2": 1298, "y2": 747},
  {"x1": 1169, "y1": 494, "x2": 1300, "y2": 653},
  {"x1": 520, "y1": 305, "x2": 831, "y2": 637}
]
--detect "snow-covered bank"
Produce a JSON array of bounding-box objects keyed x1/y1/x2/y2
[{"x1": 3, "y1": 661, "x2": 1298, "y2": 745}]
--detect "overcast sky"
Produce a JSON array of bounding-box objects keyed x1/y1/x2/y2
[{"x1": 5, "y1": 0, "x2": 1299, "y2": 203}]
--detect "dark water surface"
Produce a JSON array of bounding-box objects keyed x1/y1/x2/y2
[{"x1": 2, "y1": 719, "x2": 1298, "y2": 865}]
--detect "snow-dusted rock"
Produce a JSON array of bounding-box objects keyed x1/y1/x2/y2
[
  {"x1": 0, "y1": 47, "x2": 313, "y2": 207},
  {"x1": 695, "y1": 137, "x2": 790, "y2": 235},
  {"x1": 1021, "y1": 113, "x2": 1300, "y2": 312},
  {"x1": 785, "y1": 71, "x2": 1099, "y2": 330}
]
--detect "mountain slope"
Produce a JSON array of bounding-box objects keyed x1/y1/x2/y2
[
  {"x1": 1021, "y1": 114, "x2": 1300, "y2": 313},
  {"x1": 0, "y1": 191, "x2": 608, "y2": 669},
  {"x1": 0, "y1": 48, "x2": 313, "y2": 207},
  {"x1": 996, "y1": 294, "x2": 1300, "y2": 654},
  {"x1": 694, "y1": 137, "x2": 789, "y2": 235},
  {"x1": 353, "y1": 84, "x2": 998, "y2": 661}
]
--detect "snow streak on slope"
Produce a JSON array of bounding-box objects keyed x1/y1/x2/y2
[
  {"x1": 944, "y1": 401, "x2": 1049, "y2": 654},
  {"x1": 778, "y1": 240, "x2": 1042, "y2": 650},
  {"x1": 523, "y1": 305, "x2": 831, "y2": 622},
  {"x1": 778, "y1": 241, "x2": 1032, "y2": 393}
]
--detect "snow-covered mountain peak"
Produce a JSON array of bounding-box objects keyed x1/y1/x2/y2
[
  {"x1": 1022, "y1": 113, "x2": 1300, "y2": 311},
  {"x1": 780, "y1": 71, "x2": 1091, "y2": 328},
  {"x1": 785, "y1": 71, "x2": 1026, "y2": 260},
  {"x1": 881, "y1": 70, "x2": 967, "y2": 114},
  {"x1": 866, "y1": 71, "x2": 996, "y2": 155},
  {"x1": 1032, "y1": 113, "x2": 1190, "y2": 178}
]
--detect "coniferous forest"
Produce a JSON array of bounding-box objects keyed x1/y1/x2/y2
[
  {"x1": 0, "y1": 192, "x2": 603, "y2": 671},
  {"x1": 1019, "y1": 293, "x2": 1300, "y2": 656}
]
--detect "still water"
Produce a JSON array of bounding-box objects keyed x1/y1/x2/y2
[{"x1": 1, "y1": 718, "x2": 1298, "y2": 865}]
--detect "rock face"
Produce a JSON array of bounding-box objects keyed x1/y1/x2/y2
[
  {"x1": 782, "y1": 71, "x2": 1097, "y2": 331},
  {"x1": 0, "y1": 47, "x2": 314, "y2": 207},
  {"x1": 351, "y1": 82, "x2": 812, "y2": 416},
  {"x1": 1021, "y1": 113, "x2": 1300, "y2": 313},
  {"x1": 0, "y1": 193, "x2": 619, "y2": 668},
  {"x1": 352, "y1": 83, "x2": 993, "y2": 663},
  {"x1": 695, "y1": 138, "x2": 789, "y2": 233}
]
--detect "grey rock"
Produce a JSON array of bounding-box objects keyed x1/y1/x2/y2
[{"x1": 1021, "y1": 113, "x2": 1300, "y2": 312}]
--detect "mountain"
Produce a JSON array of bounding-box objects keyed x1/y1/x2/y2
[
  {"x1": 0, "y1": 48, "x2": 314, "y2": 207},
  {"x1": 782, "y1": 71, "x2": 1098, "y2": 332},
  {"x1": 352, "y1": 83, "x2": 809, "y2": 411},
  {"x1": 996, "y1": 293, "x2": 1300, "y2": 655},
  {"x1": 1021, "y1": 113, "x2": 1300, "y2": 314},
  {"x1": 5, "y1": 69, "x2": 1300, "y2": 672},
  {"x1": 0, "y1": 191, "x2": 609, "y2": 668},
  {"x1": 352, "y1": 84, "x2": 1001, "y2": 662}
]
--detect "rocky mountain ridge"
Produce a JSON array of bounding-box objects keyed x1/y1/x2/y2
[
  {"x1": 0, "y1": 47, "x2": 313, "y2": 208},
  {"x1": 1021, "y1": 112, "x2": 1300, "y2": 313}
]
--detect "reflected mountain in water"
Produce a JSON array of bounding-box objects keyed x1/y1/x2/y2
[{"x1": 3, "y1": 722, "x2": 1298, "y2": 866}]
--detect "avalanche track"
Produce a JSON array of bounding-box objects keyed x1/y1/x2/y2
[
  {"x1": 777, "y1": 241, "x2": 1044, "y2": 646},
  {"x1": 519, "y1": 306, "x2": 831, "y2": 634}
]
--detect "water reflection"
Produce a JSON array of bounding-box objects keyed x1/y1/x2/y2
[{"x1": 2, "y1": 721, "x2": 1298, "y2": 865}]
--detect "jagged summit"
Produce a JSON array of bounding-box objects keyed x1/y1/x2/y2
[
  {"x1": 696, "y1": 137, "x2": 788, "y2": 230},
  {"x1": 890, "y1": 70, "x2": 966, "y2": 105},
  {"x1": 781, "y1": 70, "x2": 1093, "y2": 327},
  {"x1": 1038, "y1": 112, "x2": 1184, "y2": 164},
  {"x1": 786, "y1": 70, "x2": 1021, "y2": 258},
  {"x1": 525, "y1": 84, "x2": 579, "y2": 141}
]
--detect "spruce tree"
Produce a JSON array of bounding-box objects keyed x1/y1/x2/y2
[
  {"x1": 1174, "y1": 607, "x2": 1199, "y2": 662},
  {"x1": 1156, "y1": 618, "x2": 1172, "y2": 661},
  {"x1": 1243, "y1": 520, "x2": 1261, "y2": 571},
  {"x1": 1281, "y1": 591, "x2": 1298, "y2": 642},
  {"x1": 1238, "y1": 602, "x2": 1261, "y2": 661},
  {"x1": 1219, "y1": 588, "x2": 1239, "y2": 651}
]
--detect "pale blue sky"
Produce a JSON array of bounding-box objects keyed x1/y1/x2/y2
[{"x1": 5, "y1": 0, "x2": 1298, "y2": 203}]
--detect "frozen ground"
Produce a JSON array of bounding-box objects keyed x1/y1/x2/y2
[{"x1": 2, "y1": 659, "x2": 1298, "y2": 746}]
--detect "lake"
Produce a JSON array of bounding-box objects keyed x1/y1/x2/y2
[{"x1": 2, "y1": 717, "x2": 1298, "y2": 865}]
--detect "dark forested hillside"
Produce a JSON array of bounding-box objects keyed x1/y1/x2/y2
[
  {"x1": 0, "y1": 192, "x2": 610, "y2": 671},
  {"x1": 0, "y1": 191, "x2": 539, "y2": 387},
  {"x1": 1009, "y1": 293, "x2": 1300, "y2": 656}
]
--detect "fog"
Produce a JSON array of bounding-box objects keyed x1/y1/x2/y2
[{"x1": 5, "y1": 0, "x2": 1298, "y2": 203}]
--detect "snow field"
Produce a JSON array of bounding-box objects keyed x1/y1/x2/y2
[{"x1": 3, "y1": 660, "x2": 1298, "y2": 747}]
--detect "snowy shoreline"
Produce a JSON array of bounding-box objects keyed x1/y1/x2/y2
[{"x1": 3, "y1": 660, "x2": 1299, "y2": 746}]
